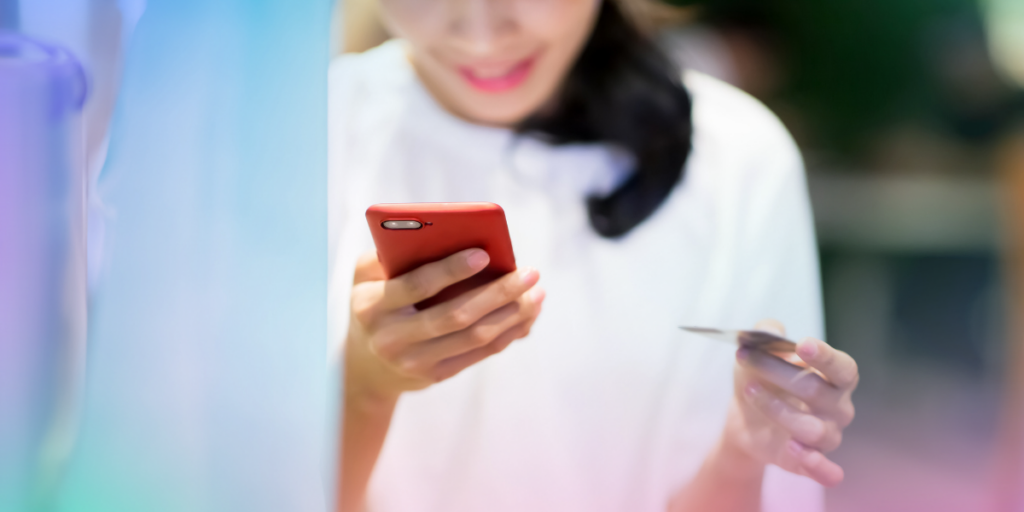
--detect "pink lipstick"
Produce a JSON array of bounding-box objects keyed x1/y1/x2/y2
[{"x1": 459, "y1": 56, "x2": 536, "y2": 93}]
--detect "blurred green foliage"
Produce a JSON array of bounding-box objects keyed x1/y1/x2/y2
[{"x1": 669, "y1": 0, "x2": 1015, "y2": 159}]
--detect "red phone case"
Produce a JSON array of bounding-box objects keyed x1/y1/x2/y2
[{"x1": 366, "y1": 202, "x2": 517, "y2": 309}]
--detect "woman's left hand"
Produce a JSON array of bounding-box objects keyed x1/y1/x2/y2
[{"x1": 721, "y1": 319, "x2": 859, "y2": 487}]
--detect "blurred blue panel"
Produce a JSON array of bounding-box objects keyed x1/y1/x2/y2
[{"x1": 53, "y1": 1, "x2": 330, "y2": 511}]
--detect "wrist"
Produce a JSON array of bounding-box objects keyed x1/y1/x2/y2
[
  {"x1": 706, "y1": 436, "x2": 766, "y2": 485},
  {"x1": 668, "y1": 433, "x2": 766, "y2": 512},
  {"x1": 344, "y1": 372, "x2": 400, "y2": 416},
  {"x1": 343, "y1": 337, "x2": 401, "y2": 414}
]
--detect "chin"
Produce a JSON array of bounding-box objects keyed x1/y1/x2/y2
[
  {"x1": 461, "y1": 92, "x2": 548, "y2": 127},
  {"x1": 468, "y1": 107, "x2": 532, "y2": 126}
]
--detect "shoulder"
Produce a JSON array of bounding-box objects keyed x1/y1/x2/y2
[
  {"x1": 328, "y1": 40, "x2": 415, "y2": 124},
  {"x1": 328, "y1": 40, "x2": 420, "y2": 184},
  {"x1": 328, "y1": 39, "x2": 410, "y2": 90},
  {"x1": 675, "y1": 71, "x2": 815, "y2": 257},
  {"x1": 683, "y1": 70, "x2": 802, "y2": 174}
]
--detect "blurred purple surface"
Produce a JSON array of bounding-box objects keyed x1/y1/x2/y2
[{"x1": 0, "y1": 31, "x2": 86, "y2": 509}]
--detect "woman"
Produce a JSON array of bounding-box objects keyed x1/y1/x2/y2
[{"x1": 328, "y1": 1, "x2": 859, "y2": 511}]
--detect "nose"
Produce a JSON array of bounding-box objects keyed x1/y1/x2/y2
[{"x1": 447, "y1": 0, "x2": 516, "y2": 54}]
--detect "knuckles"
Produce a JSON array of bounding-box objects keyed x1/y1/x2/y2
[
  {"x1": 796, "y1": 376, "x2": 832, "y2": 405},
  {"x1": 396, "y1": 357, "x2": 423, "y2": 377},
  {"x1": 483, "y1": 342, "x2": 503, "y2": 356},
  {"x1": 508, "y1": 323, "x2": 531, "y2": 343},
  {"x1": 369, "y1": 330, "x2": 403, "y2": 361},
  {"x1": 466, "y1": 325, "x2": 493, "y2": 348},
  {"x1": 429, "y1": 366, "x2": 456, "y2": 384},
  {"x1": 803, "y1": 418, "x2": 829, "y2": 447},
  {"x1": 349, "y1": 255, "x2": 541, "y2": 397},
  {"x1": 443, "y1": 308, "x2": 476, "y2": 333},
  {"x1": 403, "y1": 271, "x2": 436, "y2": 302},
  {"x1": 824, "y1": 430, "x2": 843, "y2": 453},
  {"x1": 499, "y1": 274, "x2": 524, "y2": 300},
  {"x1": 350, "y1": 292, "x2": 379, "y2": 326},
  {"x1": 443, "y1": 256, "x2": 470, "y2": 283},
  {"x1": 840, "y1": 360, "x2": 861, "y2": 389},
  {"x1": 356, "y1": 276, "x2": 539, "y2": 395},
  {"x1": 754, "y1": 392, "x2": 781, "y2": 415},
  {"x1": 837, "y1": 401, "x2": 856, "y2": 427}
]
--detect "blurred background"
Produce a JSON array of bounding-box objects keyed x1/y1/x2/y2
[
  {"x1": 337, "y1": 0, "x2": 1024, "y2": 510},
  {"x1": 655, "y1": 2, "x2": 1024, "y2": 510},
  {"x1": 1, "y1": 1, "x2": 329, "y2": 511},
  {"x1": 1, "y1": 0, "x2": 1023, "y2": 510}
]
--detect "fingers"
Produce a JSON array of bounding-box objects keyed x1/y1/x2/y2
[
  {"x1": 432, "y1": 320, "x2": 532, "y2": 382},
  {"x1": 786, "y1": 441, "x2": 845, "y2": 487},
  {"x1": 796, "y1": 338, "x2": 860, "y2": 390},
  {"x1": 738, "y1": 348, "x2": 841, "y2": 413},
  {"x1": 744, "y1": 383, "x2": 842, "y2": 452},
  {"x1": 750, "y1": 319, "x2": 806, "y2": 367},
  {"x1": 367, "y1": 267, "x2": 540, "y2": 371},
  {"x1": 746, "y1": 320, "x2": 852, "y2": 488},
  {"x1": 380, "y1": 249, "x2": 491, "y2": 309},
  {"x1": 412, "y1": 266, "x2": 540, "y2": 341},
  {"x1": 353, "y1": 250, "x2": 387, "y2": 284},
  {"x1": 404, "y1": 285, "x2": 545, "y2": 365}
]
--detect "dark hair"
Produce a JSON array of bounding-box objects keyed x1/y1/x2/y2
[{"x1": 517, "y1": 1, "x2": 693, "y2": 238}]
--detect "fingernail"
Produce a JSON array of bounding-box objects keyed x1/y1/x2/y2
[
  {"x1": 530, "y1": 286, "x2": 546, "y2": 304},
  {"x1": 466, "y1": 249, "x2": 489, "y2": 270},
  {"x1": 797, "y1": 340, "x2": 818, "y2": 360},
  {"x1": 744, "y1": 383, "x2": 761, "y2": 397},
  {"x1": 736, "y1": 347, "x2": 751, "y2": 361},
  {"x1": 787, "y1": 440, "x2": 805, "y2": 456},
  {"x1": 519, "y1": 267, "x2": 539, "y2": 286}
]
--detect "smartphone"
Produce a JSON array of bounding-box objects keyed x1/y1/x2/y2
[{"x1": 366, "y1": 202, "x2": 517, "y2": 309}]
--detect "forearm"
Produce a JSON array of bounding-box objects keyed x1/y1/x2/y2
[
  {"x1": 337, "y1": 362, "x2": 399, "y2": 512},
  {"x1": 668, "y1": 439, "x2": 765, "y2": 512}
]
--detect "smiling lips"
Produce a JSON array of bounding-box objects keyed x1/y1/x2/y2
[{"x1": 458, "y1": 55, "x2": 536, "y2": 93}]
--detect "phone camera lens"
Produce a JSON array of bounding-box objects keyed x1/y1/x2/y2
[{"x1": 382, "y1": 220, "x2": 423, "y2": 230}]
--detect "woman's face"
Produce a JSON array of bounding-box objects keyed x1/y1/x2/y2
[{"x1": 378, "y1": 0, "x2": 602, "y2": 126}]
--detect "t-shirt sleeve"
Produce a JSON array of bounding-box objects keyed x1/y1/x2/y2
[
  {"x1": 743, "y1": 108, "x2": 826, "y2": 512},
  {"x1": 328, "y1": 55, "x2": 369, "y2": 364},
  {"x1": 327, "y1": 52, "x2": 390, "y2": 364},
  {"x1": 733, "y1": 114, "x2": 824, "y2": 343},
  {"x1": 699, "y1": 74, "x2": 826, "y2": 511}
]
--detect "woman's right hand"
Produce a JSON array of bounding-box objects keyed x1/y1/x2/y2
[{"x1": 344, "y1": 248, "x2": 545, "y2": 403}]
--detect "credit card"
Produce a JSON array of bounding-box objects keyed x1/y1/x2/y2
[{"x1": 681, "y1": 327, "x2": 797, "y2": 353}]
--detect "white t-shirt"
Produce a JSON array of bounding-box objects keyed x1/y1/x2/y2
[{"x1": 328, "y1": 40, "x2": 825, "y2": 512}]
